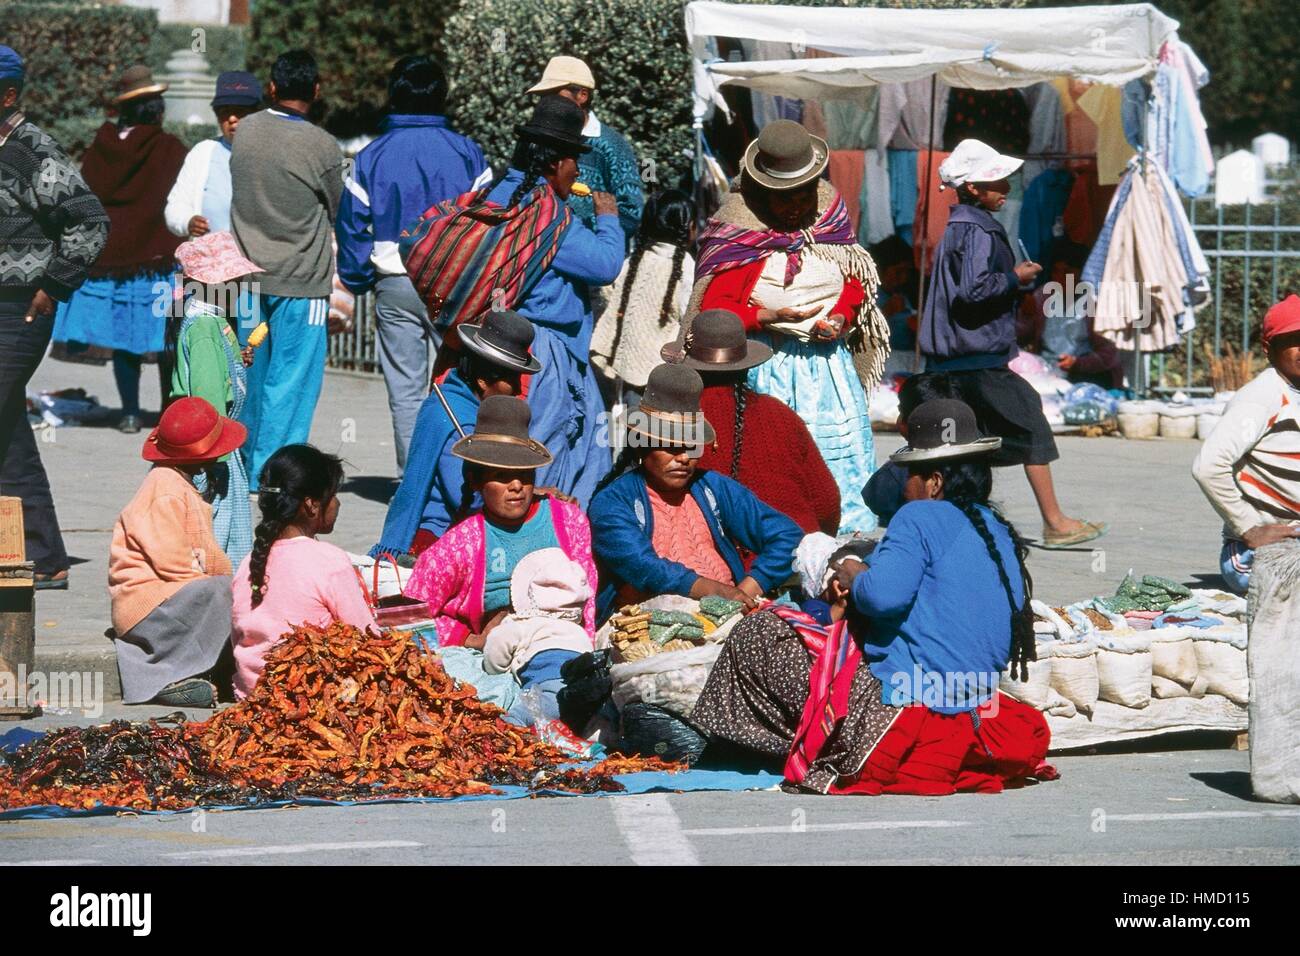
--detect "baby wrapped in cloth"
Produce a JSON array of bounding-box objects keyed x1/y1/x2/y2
[{"x1": 484, "y1": 547, "x2": 594, "y2": 727}]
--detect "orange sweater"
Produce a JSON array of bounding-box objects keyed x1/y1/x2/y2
[{"x1": 109, "y1": 465, "x2": 232, "y2": 636}]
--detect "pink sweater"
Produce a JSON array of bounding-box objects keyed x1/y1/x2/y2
[
  {"x1": 404, "y1": 497, "x2": 598, "y2": 647},
  {"x1": 230, "y1": 536, "x2": 378, "y2": 698}
]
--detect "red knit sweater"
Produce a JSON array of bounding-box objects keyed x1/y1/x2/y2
[{"x1": 698, "y1": 384, "x2": 841, "y2": 535}]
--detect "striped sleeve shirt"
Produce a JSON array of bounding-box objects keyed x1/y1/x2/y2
[{"x1": 1192, "y1": 366, "x2": 1300, "y2": 538}]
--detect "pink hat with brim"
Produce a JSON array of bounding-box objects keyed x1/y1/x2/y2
[{"x1": 175, "y1": 231, "x2": 263, "y2": 284}]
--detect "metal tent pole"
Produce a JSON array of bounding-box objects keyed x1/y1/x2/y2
[{"x1": 914, "y1": 74, "x2": 939, "y2": 374}]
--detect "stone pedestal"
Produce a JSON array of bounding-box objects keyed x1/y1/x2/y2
[{"x1": 162, "y1": 49, "x2": 217, "y2": 127}]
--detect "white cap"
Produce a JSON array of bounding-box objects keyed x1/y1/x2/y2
[
  {"x1": 938, "y1": 139, "x2": 1024, "y2": 190},
  {"x1": 527, "y1": 56, "x2": 596, "y2": 94}
]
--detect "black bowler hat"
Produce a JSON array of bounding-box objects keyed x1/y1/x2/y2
[
  {"x1": 890, "y1": 399, "x2": 1001, "y2": 464},
  {"x1": 452, "y1": 396, "x2": 553, "y2": 470},
  {"x1": 515, "y1": 94, "x2": 591, "y2": 154},
  {"x1": 627, "y1": 364, "x2": 716, "y2": 448},
  {"x1": 663, "y1": 308, "x2": 772, "y2": 373},
  {"x1": 212, "y1": 71, "x2": 263, "y2": 109},
  {"x1": 458, "y1": 308, "x2": 543, "y2": 374}
]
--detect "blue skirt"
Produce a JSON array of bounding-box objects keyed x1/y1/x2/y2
[
  {"x1": 53, "y1": 273, "x2": 169, "y2": 355},
  {"x1": 748, "y1": 335, "x2": 878, "y2": 534}
]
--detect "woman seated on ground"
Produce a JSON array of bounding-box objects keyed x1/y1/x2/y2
[
  {"x1": 692, "y1": 399, "x2": 1056, "y2": 795},
  {"x1": 109, "y1": 398, "x2": 245, "y2": 708},
  {"x1": 403, "y1": 396, "x2": 598, "y2": 648},
  {"x1": 670, "y1": 309, "x2": 841, "y2": 536},
  {"x1": 588, "y1": 363, "x2": 804, "y2": 622},
  {"x1": 230, "y1": 444, "x2": 378, "y2": 699},
  {"x1": 371, "y1": 310, "x2": 540, "y2": 561}
]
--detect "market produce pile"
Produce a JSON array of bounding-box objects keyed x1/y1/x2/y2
[
  {"x1": 1096, "y1": 573, "x2": 1192, "y2": 614},
  {"x1": 609, "y1": 598, "x2": 744, "y2": 662},
  {"x1": 0, "y1": 623, "x2": 675, "y2": 813}
]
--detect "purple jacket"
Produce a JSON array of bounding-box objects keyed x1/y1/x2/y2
[{"x1": 920, "y1": 203, "x2": 1021, "y2": 370}]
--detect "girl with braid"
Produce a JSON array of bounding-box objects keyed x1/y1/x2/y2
[
  {"x1": 671, "y1": 309, "x2": 839, "y2": 535},
  {"x1": 693, "y1": 399, "x2": 1055, "y2": 795},
  {"x1": 590, "y1": 190, "x2": 695, "y2": 403},
  {"x1": 230, "y1": 444, "x2": 376, "y2": 698}
]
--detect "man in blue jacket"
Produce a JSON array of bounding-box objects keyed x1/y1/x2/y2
[{"x1": 336, "y1": 55, "x2": 491, "y2": 473}]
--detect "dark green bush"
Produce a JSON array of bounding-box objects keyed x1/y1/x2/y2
[
  {"x1": 0, "y1": 2, "x2": 156, "y2": 128},
  {"x1": 149, "y1": 23, "x2": 248, "y2": 78},
  {"x1": 247, "y1": 1, "x2": 458, "y2": 139}
]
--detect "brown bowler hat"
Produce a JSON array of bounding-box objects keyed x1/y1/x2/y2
[
  {"x1": 663, "y1": 309, "x2": 772, "y2": 373},
  {"x1": 627, "y1": 364, "x2": 716, "y2": 448},
  {"x1": 114, "y1": 65, "x2": 169, "y2": 104},
  {"x1": 452, "y1": 396, "x2": 553, "y2": 470}
]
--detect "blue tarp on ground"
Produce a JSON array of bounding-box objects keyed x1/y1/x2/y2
[{"x1": 0, "y1": 727, "x2": 782, "y2": 820}]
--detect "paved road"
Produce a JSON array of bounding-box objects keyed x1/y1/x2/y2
[{"x1": 2, "y1": 736, "x2": 1296, "y2": 865}]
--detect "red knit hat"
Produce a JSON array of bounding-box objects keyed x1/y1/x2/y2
[
  {"x1": 1262, "y1": 294, "x2": 1300, "y2": 347},
  {"x1": 142, "y1": 397, "x2": 247, "y2": 465}
]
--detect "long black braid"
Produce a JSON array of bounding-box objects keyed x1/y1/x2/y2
[
  {"x1": 249, "y1": 444, "x2": 344, "y2": 608},
  {"x1": 918, "y1": 459, "x2": 1036, "y2": 681},
  {"x1": 503, "y1": 140, "x2": 563, "y2": 211},
  {"x1": 730, "y1": 379, "x2": 749, "y2": 479},
  {"x1": 609, "y1": 190, "x2": 695, "y2": 361}
]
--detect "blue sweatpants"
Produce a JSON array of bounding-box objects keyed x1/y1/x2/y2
[{"x1": 240, "y1": 294, "x2": 328, "y2": 490}]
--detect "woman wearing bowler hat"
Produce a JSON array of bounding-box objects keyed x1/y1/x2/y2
[
  {"x1": 666, "y1": 308, "x2": 840, "y2": 535},
  {"x1": 108, "y1": 397, "x2": 246, "y2": 708},
  {"x1": 404, "y1": 395, "x2": 599, "y2": 650},
  {"x1": 52, "y1": 66, "x2": 188, "y2": 434},
  {"x1": 588, "y1": 363, "x2": 804, "y2": 623},
  {"x1": 691, "y1": 121, "x2": 892, "y2": 534},
  {"x1": 693, "y1": 398, "x2": 1055, "y2": 796},
  {"x1": 371, "y1": 309, "x2": 551, "y2": 560}
]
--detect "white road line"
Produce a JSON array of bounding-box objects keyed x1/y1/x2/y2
[
  {"x1": 163, "y1": 840, "x2": 422, "y2": 860},
  {"x1": 685, "y1": 820, "x2": 970, "y2": 837},
  {"x1": 610, "y1": 794, "x2": 701, "y2": 866},
  {"x1": 1106, "y1": 810, "x2": 1300, "y2": 823},
  {"x1": 0, "y1": 858, "x2": 102, "y2": 866}
]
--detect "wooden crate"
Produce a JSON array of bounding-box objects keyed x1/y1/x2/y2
[
  {"x1": 0, "y1": 497, "x2": 23, "y2": 565},
  {"x1": 0, "y1": 562, "x2": 37, "y2": 719}
]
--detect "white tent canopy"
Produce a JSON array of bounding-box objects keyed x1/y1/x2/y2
[{"x1": 686, "y1": 1, "x2": 1182, "y2": 119}]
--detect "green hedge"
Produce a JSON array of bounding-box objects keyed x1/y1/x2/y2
[
  {"x1": 0, "y1": 2, "x2": 156, "y2": 128},
  {"x1": 248, "y1": 1, "x2": 458, "y2": 139},
  {"x1": 149, "y1": 23, "x2": 248, "y2": 78}
]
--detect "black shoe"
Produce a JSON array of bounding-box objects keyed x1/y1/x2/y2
[
  {"x1": 118, "y1": 414, "x2": 142, "y2": 434},
  {"x1": 151, "y1": 677, "x2": 216, "y2": 709}
]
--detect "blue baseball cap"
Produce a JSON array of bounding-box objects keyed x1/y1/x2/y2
[
  {"x1": 0, "y1": 46, "x2": 24, "y2": 84},
  {"x1": 211, "y1": 71, "x2": 261, "y2": 109}
]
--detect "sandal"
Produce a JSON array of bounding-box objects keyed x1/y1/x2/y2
[
  {"x1": 1038, "y1": 521, "x2": 1108, "y2": 550},
  {"x1": 150, "y1": 677, "x2": 217, "y2": 709},
  {"x1": 34, "y1": 570, "x2": 69, "y2": 591}
]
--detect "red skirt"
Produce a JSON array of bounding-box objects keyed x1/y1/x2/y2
[{"x1": 832, "y1": 693, "x2": 1056, "y2": 796}]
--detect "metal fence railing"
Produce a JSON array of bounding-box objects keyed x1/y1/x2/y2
[{"x1": 326, "y1": 291, "x2": 381, "y2": 375}]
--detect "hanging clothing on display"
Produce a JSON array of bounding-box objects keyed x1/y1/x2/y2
[
  {"x1": 941, "y1": 88, "x2": 1030, "y2": 155},
  {"x1": 862, "y1": 150, "x2": 894, "y2": 246},
  {"x1": 887, "y1": 147, "x2": 918, "y2": 245},
  {"x1": 1018, "y1": 168, "x2": 1074, "y2": 269},
  {"x1": 1052, "y1": 77, "x2": 1098, "y2": 161},
  {"x1": 1063, "y1": 165, "x2": 1115, "y2": 247},
  {"x1": 1076, "y1": 84, "x2": 1135, "y2": 186},
  {"x1": 912, "y1": 150, "x2": 954, "y2": 274},
  {"x1": 829, "y1": 150, "x2": 867, "y2": 235},
  {"x1": 878, "y1": 79, "x2": 950, "y2": 152},
  {"x1": 1021, "y1": 82, "x2": 1067, "y2": 185},
  {"x1": 823, "y1": 90, "x2": 879, "y2": 151}
]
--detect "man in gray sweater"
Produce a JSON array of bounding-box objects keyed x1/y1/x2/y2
[{"x1": 231, "y1": 49, "x2": 344, "y2": 489}]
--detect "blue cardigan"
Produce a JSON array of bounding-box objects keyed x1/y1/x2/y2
[
  {"x1": 370, "y1": 369, "x2": 479, "y2": 556},
  {"x1": 589, "y1": 468, "x2": 804, "y2": 622},
  {"x1": 851, "y1": 499, "x2": 1025, "y2": 713}
]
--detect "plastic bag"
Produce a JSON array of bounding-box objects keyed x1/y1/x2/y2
[
  {"x1": 518, "y1": 687, "x2": 606, "y2": 759},
  {"x1": 610, "y1": 642, "x2": 724, "y2": 718},
  {"x1": 617, "y1": 702, "x2": 707, "y2": 764}
]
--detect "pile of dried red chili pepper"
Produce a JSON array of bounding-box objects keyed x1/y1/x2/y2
[{"x1": 0, "y1": 622, "x2": 675, "y2": 813}]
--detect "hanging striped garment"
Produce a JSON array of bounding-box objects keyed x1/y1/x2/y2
[{"x1": 400, "y1": 184, "x2": 571, "y2": 331}]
